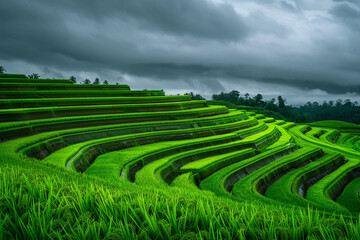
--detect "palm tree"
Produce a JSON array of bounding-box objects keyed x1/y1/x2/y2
[
  {"x1": 69, "y1": 76, "x2": 77, "y2": 84},
  {"x1": 28, "y1": 73, "x2": 40, "y2": 79},
  {"x1": 93, "y1": 78, "x2": 100, "y2": 84}
]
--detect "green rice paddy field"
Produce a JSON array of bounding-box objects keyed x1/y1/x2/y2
[{"x1": 1, "y1": 73, "x2": 360, "y2": 239}]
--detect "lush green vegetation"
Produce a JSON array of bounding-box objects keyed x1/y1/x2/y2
[
  {"x1": 1, "y1": 72, "x2": 360, "y2": 239},
  {"x1": 297, "y1": 101, "x2": 360, "y2": 124},
  {"x1": 208, "y1": 90, "x2": 360, "y2": 124}
]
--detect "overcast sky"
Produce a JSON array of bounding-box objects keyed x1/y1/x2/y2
[{"x1": 1, "y1": 0, "x2": 359, "y2": 105}]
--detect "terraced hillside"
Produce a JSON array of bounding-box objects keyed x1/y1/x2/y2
[{"x1": 1, "y1": 73, "x2": 360, "y2": 239}]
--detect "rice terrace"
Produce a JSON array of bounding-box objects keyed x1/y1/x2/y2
[
  {"x1": 0, "y1": 71, "x2": 359, "y2": 239},
  {"x1": 1, "y1": 0, "x2": 360, "y2": 239}
]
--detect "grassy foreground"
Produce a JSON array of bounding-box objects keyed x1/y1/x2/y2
[{"x1": 1, "y1": 161, "x2": 360, "y2": 240}]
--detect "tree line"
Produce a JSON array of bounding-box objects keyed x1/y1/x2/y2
[
  {"x1": 296, "y1": 100, "x2": 360, "y2": 124},
  {"x1": 69, "y1": 76, "x2": 110, "y2": 85},
  {"x1": 0, "y1": 66, "x2": 111, "y2": 85},
  {"x1": 187, "y1": 90, "x2": 360, "y2": 124},
  {"x1": 210, "y1": 90, "x2": 306, "y2": 122}
]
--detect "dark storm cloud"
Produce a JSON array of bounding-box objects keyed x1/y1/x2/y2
[
  {"x1": 331, "y1": 3, "x2": 360, "y2": 18},
  {"x1": 330, "y1": 3, "x2": 360, "y2": 31},
  {"x1": 0, "y1": 0, "x2": 359, "y2": 104},
  {"x1": 58, "y1": 0, "x2": 247, "y2": 40},
  {"x1": 0, "y1": 0, "x2": 247, "y2": 42},
  {"x1": 0, "y1": 0, "x2": 247, "y2": 73},
  {"x1": 118, "y1": 62, "x2": 360, "y2": 95},
  {"x1": 261, "y1": 78, "x2": 360, "y2": 95}
]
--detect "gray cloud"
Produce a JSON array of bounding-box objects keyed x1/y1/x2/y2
[
  {"x1": 280, "y1": 1, "x2": 298, "y2": 11},
  {"x1": 330, "y1": 3, "x2": 360, "y2": 32},
  {"x1": 0, "y1": 0, "x2": 247, "y2": 41},
  {"x1": 59, "y1": 0, "x2": 246, "y2": 39},
  {"x1": 331, "y1": 3, "x2": 360, "y2": 18},
  {"x1": 119, "y1": 63, "x2": 359, "y2": 95},
  {"x1": 333, "y1": 0, "x2": 360, "y2": 6},
  {"x1": 0, "y1": 0, "x2": 359, "y2": 104}
]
